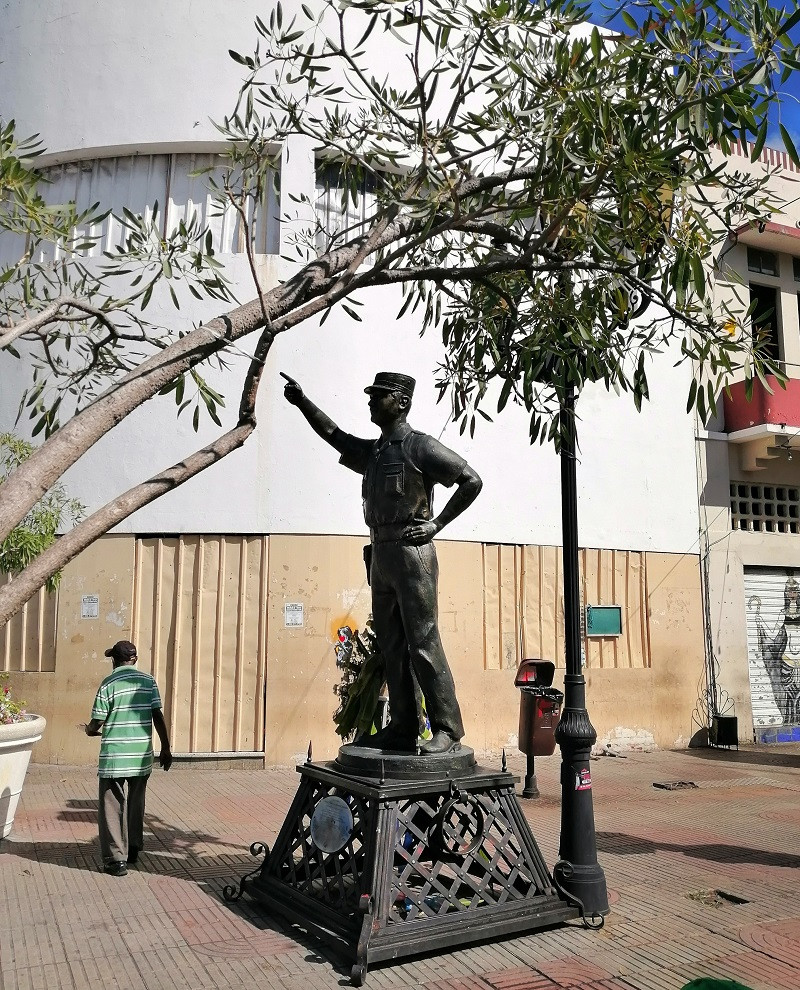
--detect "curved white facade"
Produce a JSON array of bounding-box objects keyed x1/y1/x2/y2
[
  {"x1": 1, "y1": 1, "x2": 710, "y2": 767},
  {"x1": 1, "y1": 0, "x2": 700, "y2": 551}
]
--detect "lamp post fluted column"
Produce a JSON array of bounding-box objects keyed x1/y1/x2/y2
[{"x1": 552, "y1": 383, "x2": 609, "y2": 924}]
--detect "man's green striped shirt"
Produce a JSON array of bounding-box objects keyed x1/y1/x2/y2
[{"x1": 91, "y1": 666, "x2": 162, "y2": 778}]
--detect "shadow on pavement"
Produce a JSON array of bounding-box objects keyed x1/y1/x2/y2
[
  {"x1": 678, "y1": 747, "x2": 800, "y2": 770},
  {"x1": 596, "y1": 830, "x2": 800, "y2": 867},
  {"x1": 4, "y1": 797, "x2": 246, "y2": 876}
]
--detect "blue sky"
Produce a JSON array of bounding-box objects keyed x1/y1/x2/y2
[{"x1": 584, "y1": 0, "x2": 800, "y2": 151}]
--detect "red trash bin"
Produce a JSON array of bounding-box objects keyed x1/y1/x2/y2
[{"x1": 515, "y1": 660, "x2": 564, "y2": 757}]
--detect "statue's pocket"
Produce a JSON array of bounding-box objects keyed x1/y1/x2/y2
[
  {"x1": 415, "y1": 541, "x2": 435, "y2": 574},
  {"x1": 383, "y1": 462, "x2": 405, "y2": 495}
]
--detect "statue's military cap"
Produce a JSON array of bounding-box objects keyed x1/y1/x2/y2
[{"x1": 364, "y1": 372, "x2": 416, "y2": 398}]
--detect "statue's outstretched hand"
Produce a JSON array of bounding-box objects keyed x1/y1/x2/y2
[{"x1": 280, "y1": 372, "x2": 303, "y2": 405}]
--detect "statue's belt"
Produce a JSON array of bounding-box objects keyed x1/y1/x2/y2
[{"x1": 370, "y1": 523, "x2": 425, "y2": 543}]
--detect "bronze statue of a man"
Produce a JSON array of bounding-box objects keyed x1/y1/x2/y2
[{"x1": 283, "y1": 371, "x2": 483, "y2": 755}]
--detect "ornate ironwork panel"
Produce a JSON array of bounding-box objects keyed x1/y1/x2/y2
[
  {"x1": 267, "y1": 776, "x2": 371, "y2": 916},
  {"x1": 237, "y1": 760, "x2": 578, "y2": 984}
]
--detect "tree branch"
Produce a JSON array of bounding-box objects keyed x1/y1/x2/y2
[{"x1": 0, "y1": 326, "x2": 276, "y2": 626}]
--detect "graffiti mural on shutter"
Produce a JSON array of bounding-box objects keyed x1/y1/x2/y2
[
  {"x1": 132, "y1": 536, "x2": 269, "y2": 753},
  {"x1": 744, "y1": 567, "x2": 800, "y2": 727}
]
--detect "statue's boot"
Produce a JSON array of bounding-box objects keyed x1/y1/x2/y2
[
  {"x1": 356, "y1": 722, "x2": 418, "y2": 752},
  {"x1": 420, "y1": 730, "x2": 461, "y2": 755}
]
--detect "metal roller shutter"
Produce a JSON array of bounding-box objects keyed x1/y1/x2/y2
[{"x1": 744, "y1": 566, "x2": 800, "y2": 729}]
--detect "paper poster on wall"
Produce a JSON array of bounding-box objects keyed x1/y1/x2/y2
[
  {"x1": 81, "y1": 595, "x2": 99, "y2": 619},
  {"x1": 284, "y1": 603, "x2": 304, "y2": 627}
]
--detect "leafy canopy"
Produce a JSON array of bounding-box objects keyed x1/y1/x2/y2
[{"x1": 223, "y1": 0, "x2": 800, "y2": 443}]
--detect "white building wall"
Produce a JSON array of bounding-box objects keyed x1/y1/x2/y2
[{"x1": 0, "y1": 0, "x2": 700, "y2": 555}]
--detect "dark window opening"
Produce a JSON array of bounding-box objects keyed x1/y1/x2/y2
[
  {"x1": 748, "y1": 247, "x2": 779, "y2": 276},
  {"x1": 793, "y1": 256, "x2": 800, "y2": 281},
  {"x1": 749, "y1": 283, "x2": 781, "y2": 362}
]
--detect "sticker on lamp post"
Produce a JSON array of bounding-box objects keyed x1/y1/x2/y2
[
  {"x1": 81, "y1": 595, "x2": 99, "y2": 619},
  {"x1": 284, "y1": 603, "x2": 304, "y2": 627}
]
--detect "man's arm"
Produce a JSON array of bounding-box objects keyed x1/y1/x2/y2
[
  {"x1": 152, "y1": 709, "x2": 173, "y2": 771},
  {"x1": 281, "y1": 373, "x2": 348, "y2": 453},
  {"x1": 83, "y1": 718, "x2": 104, "y2": 736},
  {"x1": 404, "y1": 465, "x2": 483, "y2": 545}
]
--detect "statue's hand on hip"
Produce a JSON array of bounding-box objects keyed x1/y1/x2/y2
[{"x1": 403, "y1": 520, "x2": 439, "y2": 545}]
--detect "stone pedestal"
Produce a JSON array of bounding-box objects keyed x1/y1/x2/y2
[{"x1": 226, "y1": 745, "x2": 577, "y2": 984}]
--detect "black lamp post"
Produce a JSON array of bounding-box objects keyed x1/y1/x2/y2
[{"x1": 552, "y1": 382, "x2": 609, "y2": 925}]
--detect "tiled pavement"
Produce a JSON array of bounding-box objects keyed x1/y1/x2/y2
[{"x1": 3, "y1": 744, "x2": 800, "y2": 990}]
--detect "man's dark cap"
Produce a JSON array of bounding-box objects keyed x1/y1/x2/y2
[
  {"x1": 364, "y1": 372, "x2": 416, "y2": 398},
  {"x1": 104, "y1": 640, "x2": 138, "y2": 660}
]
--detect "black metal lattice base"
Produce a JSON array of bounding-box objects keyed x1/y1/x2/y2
[{"x1": 235, "y1": 757, "x2": 577, "y2": 984}]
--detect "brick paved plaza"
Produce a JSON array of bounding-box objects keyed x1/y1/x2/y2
[{"x1": 2, "y1": 744, "x2": 800, "y2": 990}]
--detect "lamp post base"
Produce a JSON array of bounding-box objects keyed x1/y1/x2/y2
[
  {"x1": 553, "y1": 860, "x2": 608, "y2": 924},
  {"x1": 554, "y1": 678, "x2": 609, "y2": 926}
]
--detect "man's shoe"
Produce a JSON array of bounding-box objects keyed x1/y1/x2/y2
[
  {"x1": 126, "y1": 848, "x2": 139, "y2": 865},
  {"x1": 420, "y1": 731, "x2": 461, "y2": 755},
  {"x1": 356, "y1": 724, "x2": 417, "y2": 752},
  {"x1": 103, "y1": 861, "x2": 128, "y2": 876}
]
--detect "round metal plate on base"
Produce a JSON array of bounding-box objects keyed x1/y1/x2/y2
[
  {"x1": 310, "y1": 796, "x2": 354, "y2": 853},
  {"x1": 336, "y1": 743, "x2": 476, "y2": 779}
]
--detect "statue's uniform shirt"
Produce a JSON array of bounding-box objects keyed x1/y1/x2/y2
[
  {"x1": 335, "y1": 423, "x2": 466, "y2": 528},
  {"x1": 332, "y1": 421, "x2": 466, "y2": 741}
]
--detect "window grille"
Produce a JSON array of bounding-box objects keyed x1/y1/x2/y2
[
  {"x1": 730, "y1": 481, "x2": 800, "y2": 533},
  {"x1": 315, "y1": 163, "x2": 378, "y2": 256},
  {"x1": 2, "y1": 153, "x2": 277, "y2": 267}
]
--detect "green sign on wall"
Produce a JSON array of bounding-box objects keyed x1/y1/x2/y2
[{"x1": 585, "y1": 605, "x2": 622, "y2": 637}]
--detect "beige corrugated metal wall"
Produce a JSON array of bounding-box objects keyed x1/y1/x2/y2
[
  {"x1": 132, "y1": 536, "x2": 268, "y2": 754},
  {"x1": 127, "y1": 536, "x2": 649, "y2": 754},
  {"x1": 581, "y1": 547, "x2": 651, "y2": 669},
  {"x1": 1, "y1": 575, "x2": 57, "y2": 672},
  {"x1": 483, "y1": 545, "x2": 651, "y2": 671},
  {"x1": 482, "y1": 544, "x2": 525, "y2": 670}
]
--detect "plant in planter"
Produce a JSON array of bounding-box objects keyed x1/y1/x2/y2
[
  {"x1": 0, "y1": 673, "x2": 46, "y2": 838},
  {"x1": 0, "y1": 434, "x2": 77, "y2": 838},
  {"x1": 1, "y1": 672, "x2": 26, "y2": 723}
]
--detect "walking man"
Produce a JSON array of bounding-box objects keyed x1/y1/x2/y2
[
  {"x1": 83, "y1": 640, "x2": 172, "y2": 875},
  {"x1": 283, "y1": 371, "x2": 482, "y2": 755}
]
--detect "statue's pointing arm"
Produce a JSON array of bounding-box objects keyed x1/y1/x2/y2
[{"x1": 281, "y1": 373, "x2": 347, "y2": 453}]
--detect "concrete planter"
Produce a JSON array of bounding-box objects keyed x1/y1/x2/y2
[{"x1": 0, "y1": 715, "x2": 46, "y2": 839}]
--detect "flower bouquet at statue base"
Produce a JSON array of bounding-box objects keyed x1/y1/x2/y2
[{"x1": 333, "y1": 619, "x2": 431, "y2": 743}]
